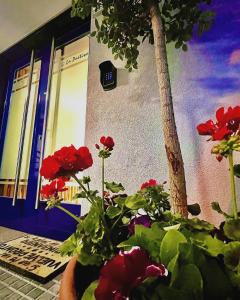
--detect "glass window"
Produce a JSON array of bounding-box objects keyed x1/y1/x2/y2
[
  {"x1": 42, "y1": 35, "x2": 89, "y2": 203},
  {"x1": 0, "y1": 60, "x2": 41, "y2": 198}
]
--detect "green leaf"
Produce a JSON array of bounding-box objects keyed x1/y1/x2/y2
[
  {"x1": 113, "y1": 196, "x2": 125, "y2": 207},
  {"x1": 73, "y1": 191, "x2": 87, "y2": 199},
  {"x1": 106, "y1": 206, "x2": 121, "y2": 219},
  {"x1": 224, "y1": 219, "x2": 240, "y2": 241},
  {"x1": 224, "y1": 241, "x2": 240, "y2": 272},
  {"x1": 105, "y1": 181, "x2": 125, "y2": 193},
  {"x1": 125, "y1": 194, "x2": 146, "y2": 210},
  {"x1": 156, "y1": 283, "x2": 191, "y2": 300},
  {"x1": 81, "y1": 280, "x2": 98, "y2": 300},
  {"x1": 234, "y1": 164, "x2": 240, "y2": 178},
  {"x1": 60, "y1": 232, "x2": 82, "y2": 257},
  {"x1": 174, "y1": 264, "x2": 203, "y2": 296},
  {"x1": 200, "y1": 257, "x2": 233, "y2": 299},
  {"x1": 175, "y1": 40, "x2": 182, "y2": 49},
  {"x1": 184, "y1": 217, "x2": 214, "y2": 231},
  {"x1": 182, "y1": 44, "x2": 188, "y2": 52},
  {"x1": 211, "y1": 202, "x2": 231, "y2": 218},
  {"x1": 95, "y1": 18, "x2": 100, "y2": 30},
  {"x1": 90, "y1": 31, "x2": 96, "y2": 37},
  {"x1": 82, "y1": 176, "x2": 91, "y2": 184},
  {"x1": 160, "y1": 229, "x2": 187, "y2": 265},
  {"x1": 191, "y1": 232, "x2": 225, "y2": 256},
  {"x1": 167, "y1": 254, "x2": 179, "y2": 286},
  {"x1": 122, "y1": 216, "x2": 130, "y2": 224},
  {"x1": 118, "y1": 223, "x2": 166, "y2": 262},
  {"x1": 187, "y1": 203, "x2": 201, "y2": 216}
]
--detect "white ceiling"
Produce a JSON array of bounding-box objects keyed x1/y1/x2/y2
[{"x1": 0, "y1": 0, "x2": 71, "y2": 53}]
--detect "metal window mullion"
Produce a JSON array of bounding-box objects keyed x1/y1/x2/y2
[
  {"x1": 12, "y1": 50, "x2": 35, "y2": 206},
  {"x1": 35, "y1": 38, "x2": 55, "y2": 209}
]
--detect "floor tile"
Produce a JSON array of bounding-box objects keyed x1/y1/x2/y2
[
  {"x1": 36, "y1": 292, "x2": 54, "y2": 300},
  {"x1": 0, "y1": 287, "x2": 12, "y2": 297},
  {"x1": 27, "y1": 288, "x2": 44, "y2": 299},
  {"x1": 19, "y1": 283, "x2": 35, "y2": 295},
  {"x1": 11, "y1": 279, "x2": 27, "y2": 289}
]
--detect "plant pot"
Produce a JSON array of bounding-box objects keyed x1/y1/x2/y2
[{"x1": 59, "y1": 257, "x2": 100, "y2": 300}]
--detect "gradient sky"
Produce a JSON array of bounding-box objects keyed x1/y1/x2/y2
[{"x1": 192, "y1": 0, "x2": 240, "y2": 96}]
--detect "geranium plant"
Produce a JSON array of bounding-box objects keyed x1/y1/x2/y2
[{"x1": 40, "y1": 121, "x2": 240, "y2": 299}]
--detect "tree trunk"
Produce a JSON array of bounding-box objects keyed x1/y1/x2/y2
[{"x1": 147, "y1": 0, "x2": 188, "y2": 217}]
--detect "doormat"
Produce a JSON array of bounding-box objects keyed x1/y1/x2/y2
[{"x1": 0, "y1": 235, "x2": 70, "y2": 283}]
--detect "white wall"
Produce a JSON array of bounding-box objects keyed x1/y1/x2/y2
[{"x1": 83, "y1": 14, "x2": 240, "y2": 224}]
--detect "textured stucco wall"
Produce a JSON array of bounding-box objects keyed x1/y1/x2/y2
[{"x1": 82, "y1": 5, "x2": 240, "y2": 224}]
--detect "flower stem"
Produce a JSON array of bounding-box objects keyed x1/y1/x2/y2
[
  {"x1": 72, "y1": 174, "x2": 93, "y2": 204},
  {"x1": 101, "y1": 157, "x2": 115, "y2": 252},
  {"x1": 102, "y1": 157, "x2": 105, "y2": 203},
  {"x1": 228, "y1": 152, "x2": 238, "y2": 219},
  {"x1": 56, "y1": 205, "x2": 81, "y2": 223}
]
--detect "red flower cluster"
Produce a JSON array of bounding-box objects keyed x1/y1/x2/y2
[
  {"x1": 140, "y1": 179, "x2": 157, "y2": 190},
  {"x1": 95, "y1": 247, "x2": 167, "y2": 300},
  {"x1": 197, "y1": 106, "x2": 240, "y2": 141},
  {"x1": 40, "y1": 178, "x2": 68, "y2": 199},
  {"x1": 100, "y1": 136, "x2": 115, "y2": 151},
  {"x1": 40, "y1": 145, "x2": 93, "y2": 180}
]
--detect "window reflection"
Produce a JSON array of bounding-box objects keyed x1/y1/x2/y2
[
  {"x1": 42, "y1": 36, "x2": 89, "y2": 203},
  {"x1": 0, "y1": 61, "x2": 41, "y2": 198}
]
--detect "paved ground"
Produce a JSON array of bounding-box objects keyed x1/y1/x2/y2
[{"x1": 0, "y1": 227, "x2": 61, "y2": 300}]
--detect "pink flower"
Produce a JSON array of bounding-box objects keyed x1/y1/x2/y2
[
  {"x1": 95, "y1": 247, "x2": 167, "y2": 300},
  {"x1": 140, "y1": 179, "x2": 157, "y2": 190}
]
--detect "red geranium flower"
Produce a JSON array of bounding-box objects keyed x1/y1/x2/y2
[
  {"x1": 40, "y1": 145, "x2": 93, "y2": 180},
  {"x1": 40, "y1": 155, "x2": 61, "y2": 180},
  {"x1": 141, "y1": 179, "x2": 157, "y2": 190},
  {"x1": 100, "y1": 136, "x2": 115, "y2": 150},
  {"x1": 54, "y1": 145, "x2": 79, "y2": 171},
  {"x1": 197, "y1": 106, "x2": 240, "y2": 141},
  {"x1": 95, "y1": 247, "x2": 167, "y2": 300},
  {"x1": 40, "y1": 178, "x2": 68, "y2": 199}
]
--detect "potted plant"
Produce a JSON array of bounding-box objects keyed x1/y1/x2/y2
[{"x1": 40, "y1": 107, "x2": 240, "y2": 299}]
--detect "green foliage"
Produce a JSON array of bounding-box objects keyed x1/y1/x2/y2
[
  {"x1": 120, "y1": 221, "x2": 237, "y2": 299},
  {"x1": 60, "y1": 205, "x2": 109, "y2": 266},
  {"x1": 200, "y1": 258, "x2": 234, "y2": 300},
  {"x1": 212, "y1": 136, "x2": 240, "y2": 157},
  {"x1": 118, "y1": 223, "x2": 166, "y2": 262},
  {"x1": 224, "y1": 242, "x2": 240, "y2": 290},
  {"x1": 211, "y1": 201, "x2": 231, "y2": 218},
  {"x1": 174, "y1": 264, "x2": 203, "y2": 298},
  {"x1": 140, "y1": 184, "x2": 171, "y2": 217},
  {"x1": 81, "y1": 280, "x2": 98, "y2": 300},
  {"x1": 106, "y1": 205, "x2": 121, "y2": 219},
  {"x1": 187, "y1": 203, "x2": 201, "y2": 216},
  {"x1": 71, "y1": 0, "x2": 214, "y2": 70},
  {"x1": 234, "y1": 164, "x2": 240, "y2": 178},
  {"x1": 160, "y1": 229, "x2": 187, "y2": 265},
  {"x1": 125, "y1": 194, "x2": 146, "y2": 210},
  {"x1": 190, "y1": 231, "x2": 225, "y2": 257},
  {"x1": 224, "y1": 219, "x2": 240, "y2": 241},
  {"x1": 105, "y1": 181, "x2": 125, "y2": 193}
]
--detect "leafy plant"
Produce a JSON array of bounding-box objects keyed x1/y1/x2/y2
[{"x1": 41, "y1": 105, "x2": 240, "y2": 299}]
